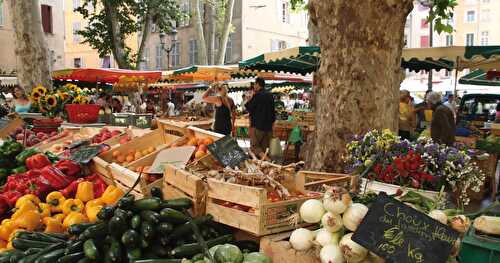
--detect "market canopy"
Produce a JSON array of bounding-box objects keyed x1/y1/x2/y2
[
  {"x1": 459, "y1": 69, "x2": 500, "y2": 86},
  {"x1": 52, "y1": 68, "x2": 162, "y2": 84},
  {"x1": 402, "y1": 46, "x2": 500, "y2": 72},
  {"x1": 163, "y1": 65, "x2": 243, "y2": 82},
  {"x1": 239, "y1": 46, "x2": 320, "y2": 75}
]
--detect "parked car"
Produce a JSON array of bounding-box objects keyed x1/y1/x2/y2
[{"x1": 457, "y1": 93, "x2": 500, "y2": 127}]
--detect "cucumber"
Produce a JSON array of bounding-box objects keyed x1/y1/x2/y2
[
  {"x1": 68, "y1": 223, "x2": 94, "y2": 236},
  {"x1": 140, "y1": 221, "x2": 155, "y2": 241},
  {"x1": 107, "y1": 237, "x2": 122, "y2": 262},
  {"x1": 83, "y1": 239, "x2": 98, "y2": 260},
  {"x1": 127, "y1": 248, "x2": 142, "y2": 261},
  {"x1": 134, "y1": 197, "x2": 162, "y2": 211},
  {"x1": 131, "y1": 214, "x2": 141, "y2": 229},
  {"x1": 151, "y1": 243, "x2": 169, "y2": 257},
  {"x1": 16, "y1": 232, "x2": 66, "y2": 244},
  {"x1": 22, "y1": 248, "x2": 42, "y2": 256},
  {"x1": 140, "y1": 211, "x2": 160, "y2": 224},
  {"x1": 113, "y1": 208, "x2": 131, "y2": 219},
  {"x1": 169, "y1": 234, "x2": 233, "y2": 259},
  {"x1": 117, "y1": 195, "x2": 135, "y2": 210},
  {"x1": 159, "y1": 208, "x2": 190, "y2": 224},
  {"x1": 64, "y1": 240, "x2": 83, "y2": 255},
  {"x1": 97, "y1": 206, "x2": 115, "y2": 220},
  {"x1": 12, "y1": 239, "x2": 53, "y2": 250},
  {"x1": 150, "y1": 187, "x2": 163, "y2": 199},
  {"x1": 34, "y1": 248, "x2": 65, "y2": 263},
  {"x1": 156, "y1": 222, "x2": 173, "y2": 235},
  {"x1": 168, "y1": 215, "x2": 213, "y2": 241},
  {"x1": 160, "y1": 198, "x2": 193, "y2": 210},
  {"x1": 57, "y1": 252, "x2": 85, "y2": 263},
  {"x1": 79, "y1": 222, "x2": 108, "y2": 240},
  {"x1": 108, "y1": 215, "x2": 128, "y2": 238},
  {"x1": 20, "y1": 243, "x2": 65, "y2": 263},
  {"x1": 121, "y1": 230, "x2": 140, "y2": 248}
]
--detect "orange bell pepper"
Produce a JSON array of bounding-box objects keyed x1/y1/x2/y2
[
  {"x1": 101, "y1": 185, "x2": 124, "y2": 205},
  {"x1": 15, "y1": 210, "x2": 42, "y2": 231},
  {"x1": 76, "y1": 181, "x2": 95, "y2": 203},
  {"x1": 43, "y1": 217, "x2": 64, "y2": 233}
]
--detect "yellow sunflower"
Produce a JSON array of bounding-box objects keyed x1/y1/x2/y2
[
  {"x1": 30, "y1": 91, "x2": 42, "y2": 103},
  {"x1": 45, "y1": 95, "x2": 58, "y2": 109},
  {"x1": 33, "y1": 85, "x2": 47, "y2": 96},
  {"x1": 79, "y1": 97, "x2": 89, "y2": 104},
  {"x1": 64, "y1": 83, "x2": 79, "y2": 93}
]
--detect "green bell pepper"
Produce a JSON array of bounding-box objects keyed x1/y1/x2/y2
[
  {"x1": 15, "y1": 148, "x2": 39, "y2": 165},
  {"x1": 44, "y1": 151, "x2": 59, "y2": 163},
  {"x1": 11, "y1": 166, "x2": 27, "y2": 174}
]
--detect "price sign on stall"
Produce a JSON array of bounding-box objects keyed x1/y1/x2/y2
[
  {"x1": 352, "y1": 193, "x2": 459, "y2": 263},
  {"x1": 207, "y1": 135, "x2": 248, "y2": 168}
]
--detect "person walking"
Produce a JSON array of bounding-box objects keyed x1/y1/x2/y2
[
  {"x1": 245, "y1": 77, "x2": 276, "y2": 158},
  {"x1": 427, "y1": 92, "x2": 456, "y2": 146},
  {"x1": 399, "y1": 90, "x2": 415, "y2": 140},
  {"x1": 202, "y1": 84, "x2": 236, "y2": 136}
]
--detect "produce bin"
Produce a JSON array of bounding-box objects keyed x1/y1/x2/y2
[
  {"x1": 459, "y1": 226, "x2": 500, "y2": 263},
  {"x1": 132, "y1": 114, "x2": 154, "y2": 129},
  {"x1": 112, "y1": 113, "x2": 132, "y2": 126}
]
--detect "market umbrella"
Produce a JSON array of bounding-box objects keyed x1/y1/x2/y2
[
  {"x1": 164, "y1": 65, "x2": 242, "y2": 82},
  {"x1": 52, "y1": 68, "x2": 162, "y2": 84},
  {"x1": 459, "y1": 69, "x2": 500, "y2": 86},
  {"x1": 239, "y1": 46, "x2": 320, "y2": 75}
]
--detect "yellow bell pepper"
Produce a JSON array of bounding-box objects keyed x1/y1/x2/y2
[
  {"x1": 0, "y1": 221, "x2": 15, "y2": 240},
  {"x1": 76, "y1": 181, "x2": 95, "y2": 203},
  {"x1": 43, "y1": 217, "x2": 64, "y2": 233},
  {"x1": 46, "y1": 192, "x2": 66, "y2": 213},
  {"x1": 85, "y1": 205, "x2": 103, "y2": 223},
  {"x1": 52, "y1": 213, "x2": 65, "y2": 223},
  {"x1": 85, "y1": 198, "x2": 104, "y2": 210},
  {"x1": 15, "y1": 194, "x2": 41, "y2": 208},
  {"x1": 12, "y1": 202, "x2": 38, "y2": 220},
  {"x1": 101, "y1": 185, "x2": 124, "y2": 205},
  {"x1": 15, "y1": 210, "x2": 42, "y2": 231},
  {"x1": 62, "y1": 199, "x2": 84, "y2": 215},
  {"x1": 38, "y1": 203, "x2": 51, "y2": 218},
  {"x1": 62, "y1": 212, "x2": 88, "y2": 228}
]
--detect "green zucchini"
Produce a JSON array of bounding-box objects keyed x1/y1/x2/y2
[
  {"x1": 121, "y1": 230, "x2": 140, "y2": 247},
  {"x1": 156, "y1": 222, "x2": 173, "y2": 235},
  {"x1": 131, "y1": 214, "x2": 141, "y2": 229},
  {"x1": 117, "y1": 195, "x2": 135, "y2": 210},
  {"x1": 159, "y1": 208, "x2": 190, "y2": 224},
  {"x1": 140, "y1": 221, "x2": 155, "y2": 240},
  {"x1": 160, "y1": 198, "x2": 193, "y2": 210},
  {"x1": 76, "y1": 257, "x2": 93, "y2": 263},
  {"x1": 20, "y1": 242, "x2": 65, "y2": 263},
  {"x1": 133, "y1": 259, "x2": 183, "y2": 263},
  {"x1": 79, "y1": 222, "x2": 108, "y2": 240},
  {"x1": 134, "y1": 197, "x2": 162, "y2": 211},
  {"x1": 107, "y1": 237, "x2": 122, "y2": 262},
  {"x1": 113, "y1": 208, "x2": 131, "y2": 219},
  {"x1": 16, "y1": 232, "x2": 67, "y2": 244},
  {"x1": 12, "y1": 239, "x2": 53, "y2": 250},
  {"x1": 140, "y1": 211, "x2": 160, "y2": 224},
  {"x1": 64, "y1": 240, "x2": 83, "y2": 255},
  {"x1": 22, "y1": 248, "x2": 42, "y2": 256},
  {"x1": 108, "y1": 215, "x2": 128, "y2": 238},
  {"x1": 168, "y1": 215, "x2": 213, "y2": 240},
  {"x1": 97, "y1": 206, "x2": 115, "y2": 220},
  {"x1": 68, "y1": 223, "x2": 95, "y2": 236},
  {"x1": 127, "y1": 248, "x2": 142, "y2": 261},
  {"x1": 57, "y1": 252, "x2": 85, "y2": 263},
  {"x1": 169, "y1": 234, "x2": 233, "y2": 259},
  {"x1": 150, "y1": 187, "x2": 163, "y2": 199},
  {"x1": 34, "y1": 248, "x2": 65, "y2": 263},
  {"x1": 83, "y1": 239, "x2": 98, "y2": 260}
]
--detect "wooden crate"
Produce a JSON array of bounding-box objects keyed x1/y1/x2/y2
[
  {"x1": 109, "y1": 163, "x2": 144, "y2": 198},
  {"x1": 158, "y1": 118, "x2": 213, "y2": 137},
  {"x1": 205, "y1": 172, "x2": 321, "y2": 236},
  {"x1": 0, "y1": 117, "x2": 24, "y2": 139},
  {"x1": 163, "y1": 164, "x2": 207, "y2": 217},
  {"x1": 298, "y1": 171, "x2": 353, "y2": 193},
  {"x1": 260, "y1": 229, "x2": 320, "y2": 263}
]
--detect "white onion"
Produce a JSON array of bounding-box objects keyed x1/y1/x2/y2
[
  {"x1": 289, "y1": 228, "x2": 314, "y2": 251},
  {"x1": 339, "y1": 233, "x2": 368, "y2": 263},
  {"x1": 428, "y1": 210, "x2": 448, "y2": 225},
  {"x1": 300, "y1": 199, "x2": 325, "y2": 223},
  {"x1": 315, "y1": 229, "x2": 335, "y2": 247},
  {"x1": 323, "y1": 187, "x2": 352, "y2": 215},
  {"x1": 320, "y1": 244, "x2": 344, "y2": 263},
  {"x1": 322, "y1": 212, "x2": 343, "y2": 233},
  {"x1": 342, "y1": 203, "x2": 368, "y2": 232}
]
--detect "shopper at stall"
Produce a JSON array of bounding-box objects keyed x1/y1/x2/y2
[
  {"x1": 12, "y1": 86, "x2": 31, "y2": 113},
  {"x1": 245, "y1": 77, "x2": 276, "y2": 157},
  {"x1": 203, "y1": 84, "x2": 236, "y2": 136},
  {"x1": 427, "y1": 91, "x2": 455, "y2": 146},
  {"x1": 444, "y1": 94, "x2": 457, "y2": 119},
  {"x1": 111, "y1": 98, "x2": 123, "y2": 113},
  {"x1": 145, "y1": 99, "x2": 156, "y2": 115},
  {"x1": 399, "y1": 90, "x2": 415, "y2": 140},
  {"x1": 166, "y1": 98, "x2": 176, "y2": 117}
]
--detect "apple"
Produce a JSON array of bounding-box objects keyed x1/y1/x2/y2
[{"x1": 16, "y1": 133, "x2": 24, "y2": 140}]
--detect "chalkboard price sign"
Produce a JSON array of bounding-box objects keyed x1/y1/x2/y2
[
  {"x1": 207, "y1": 135, "x2": 248, "y2": 168},
  {"x1": 352, "y1": 193, "x2": 459, "y2": 263}
]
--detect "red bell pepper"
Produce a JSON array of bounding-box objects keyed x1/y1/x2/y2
[
  {"x1": 54, "y1": 160, "x2": 81, "y2": 177},
  {"x1": 60, "y1": 178, "x2": 85, "y2": 198},
  {"x1": 25, "y1": 176, "x2": 52, "y2": 197},
  {"x1": 93, "y1": 178, "x2": 107, "y2": 198},
  {"x1": 2, "y1": 190, "x2": 23, "y2": 207},
  {"x1": 25, "y1": 153, "x2": 51, "y2": 170},
  {"x1": 40, "y1": 166, "x2": 72, "y2": 190},
  {"x1": 0, "y1": 195, "x2": 10, "y2": 215}
]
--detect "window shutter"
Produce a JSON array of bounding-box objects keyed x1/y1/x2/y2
[
  {"x1": 41, "y1": 5, "x2": 53, "y2": 33},
  {"x1": 271, "y1": 40, "x2": 278, "y2": 51}
]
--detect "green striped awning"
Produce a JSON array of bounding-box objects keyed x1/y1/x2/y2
[{"x1": 459, "y1": 69, "x2": 500, "y2": 86}]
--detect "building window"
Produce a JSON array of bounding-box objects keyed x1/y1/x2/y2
[
  {"x1": 41, "y1": 5, "x2": 53, "y2": 34},
  {"x1": 466, "y1": 10, "x2": 475, "y2": 23},
  {"x1": 171, "y1": 41, "x2": 180, "y2": 68},
  {"x1": 466, "y1": 33, "x2": 474, "y2": 46},
  {"x1": 0, "y1": 1, "x2": 4, "y2": 26},
  {"x1": 101, "y1": 56, "x2": 111, "y2": 68},
  {"x1": 420, "y1": 19, "x2": 428, "y2": 29},
  {"x1": 281, "y1": 0, "x2": 290, "y2": 23},
  {"x1": 155, "y1": 45, "x2": 163, "y2": 69},
  {"x1": 189, "y1": 39, "x2": 198, "y2": 65},
  {"x1": 179, "y1": 0, "x2": 191, "y2": 27},
  {"x1": 74, "y1": 58, "x2": 82, "y2": 68},
  {"x1": 481, "y1": 31, "x2": 489, "y2": 46},
  {"x1": 420, "y1": 36, "x2": 429, "y2": 47},
  {"x1": 446, "y1": 35, "x2": 453, "y2": 46},
  {"x1": 73, "y1": 0, "x2": 80, "y2": 10},
  {"x1": 481, "y1": 9, "x2": 490, "y2": 22},
  {"x1": 271, "y1": 40, "x2": 287, "y2": 51},
  {"x1": 72, "y1": 22, "x2": 81, "y2": 43},
  {"x1": 225, "y1": 35, "x2": 233, "y2": 63}
]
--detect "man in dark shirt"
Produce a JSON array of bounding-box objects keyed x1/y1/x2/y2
[
  {"x1": 427, "y1": 92, "x2": 455, "y2": 146},
  {"x1": 245, "y1": 77, "x2": 276, "y2": 157}
]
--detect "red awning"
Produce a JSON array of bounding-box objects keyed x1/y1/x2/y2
[{"x1": 52, "y1": 68, "x2": 162, "y2": 84}]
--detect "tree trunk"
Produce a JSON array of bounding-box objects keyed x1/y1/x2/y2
[
  {"x1": 192, "y1": 0, "x2": 208, "y2": 65},
  {"x1": 10, "y1": 0, "x2": 52, "y2": 92},
  {"x1": 136, "y1": 8, "x2": 152, "y2": 70},
  {"x1": 103, "y1": 0, "x2": 131, "y2": 69},
  {"x1": 215, "y1": 0, "x2": 234, "y2": 65},
  {"x1": 305, "y1": 0, "x2": 413, "y2": 172}
]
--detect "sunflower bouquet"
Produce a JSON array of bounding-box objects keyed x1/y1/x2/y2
[{"x1": 29, "y1": 84, "x2": 95, "y2": 117}]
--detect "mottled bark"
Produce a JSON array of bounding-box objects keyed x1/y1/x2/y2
[
  {"x1": 305, "y1": 0, "x2": 413, "y2": 172},
  {"x1": 10, "y1": 0, "x2": 52, "y2": 91},
  {"x1": 103, "y1": 0, "x2": 130, "y2": 69},
  {"x1": 192, "y1": 0, "x2": 208, "y2": 65},
  {"x1": 137, "y1": 9, "x2": 153, "y2": 70},
  {"x1": 204, "y1": 3, "x2": 216, "y2": 65},
  {"x1": 216, "y1": 0, "x2": 235, "y2": 65}
]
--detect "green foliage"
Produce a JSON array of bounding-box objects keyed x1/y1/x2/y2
[{"x1": 75, "y1": 0, "x2": 185, "y2": 68}]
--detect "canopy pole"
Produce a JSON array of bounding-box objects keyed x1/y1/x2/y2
[{"x1": 453, "y1": 56, "x2": 460, "y2": 97}]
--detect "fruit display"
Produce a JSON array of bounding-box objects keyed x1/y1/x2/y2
[
  {"x1": 91, "y1": 128, "x2": 123, "y2": 144},
  {"x1": 10, "y1": 128, "x2": 71, "y2": 147},
  {"x1": 111, "y1": 146, "x2": 158, "y2": 166},
  {"x1": 132, "y1": 166, "x2": 161, "y2": 184},
  {"x1": 172, "y1": 135, "x2": 214, "y2": 161}
]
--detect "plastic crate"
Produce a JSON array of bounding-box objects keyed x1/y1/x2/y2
[
  {"x1": 459, "y1": 226, "x2": 500, "y2": 263},
  {"x1": 112, "y1": 113, "x2": 132, "y2": 127},
  {"x1": 132, "y1": 114, "x2": 153, "y2": 129}
]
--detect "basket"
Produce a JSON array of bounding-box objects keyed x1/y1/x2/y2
[{"x1": 65, "y1": 104, "x2": 100, "y2": 124}]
